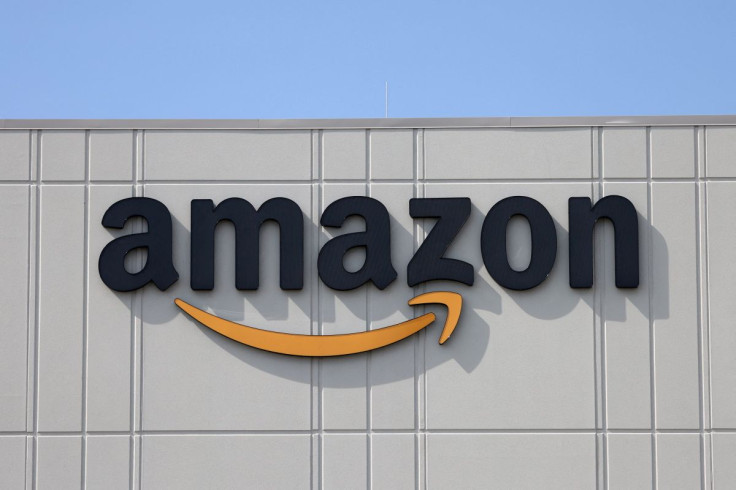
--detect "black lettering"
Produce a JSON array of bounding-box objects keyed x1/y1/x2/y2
[
  {"x1": 568, "y1": 195, "x2": 639, "y2": 288},
  {"x1": 98, "y1": 197, "x2": 179, "y2": 292},
  {"x1": 190, "y1": 197, "x2": 303, "y2": 290},
  {"x1": 318, "y1": 196, "x2": 397, "y2": 290},
  {"x1": 481, "y1": 196, "x2": 557, "y2": 290},
  {"x1": 407, "y1": 197, "x2": 473, "y2": 286}
]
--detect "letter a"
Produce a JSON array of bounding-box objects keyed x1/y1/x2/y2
[
  {"x1": 318, "y1": 196, "x2": 397, "y2": 291},
  {"x1": 98, "y1": 197, "x2": 179, "y2": 292}
]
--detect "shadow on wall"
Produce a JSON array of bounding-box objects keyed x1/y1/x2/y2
[{"x1": 108, "y1": 206, "x2": 669, "y2": 387}]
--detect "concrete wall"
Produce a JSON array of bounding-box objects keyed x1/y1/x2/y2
[{"x1": 1, "y1": 119, "x2": 735, "y2": 489}]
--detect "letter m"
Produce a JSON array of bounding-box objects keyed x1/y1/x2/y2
[{"x1": 190, "y1": 197, "x2": 303, "y2": 290}]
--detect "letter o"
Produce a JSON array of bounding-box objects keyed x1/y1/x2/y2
[{"x1": 481, "y1": 196, "x2": 557, "y2": 290}]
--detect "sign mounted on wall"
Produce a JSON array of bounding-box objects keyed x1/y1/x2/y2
[{"x1": 98, "y1": 195, "x2": 639, "y2": 356}]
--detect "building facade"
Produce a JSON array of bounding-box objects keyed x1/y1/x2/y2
[{"x1": 1, "y1": 116, "x2": 735, "y2": 488}]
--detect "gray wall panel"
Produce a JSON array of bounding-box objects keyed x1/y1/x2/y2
[{"x1": 2, "y1": 119, "x2": 731, "y2": 488}]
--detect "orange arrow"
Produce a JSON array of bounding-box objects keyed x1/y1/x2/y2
[{"x1": 174, "y1": 291, "x2": 462, "y2": 357}]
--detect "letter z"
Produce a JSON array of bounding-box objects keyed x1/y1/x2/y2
[{"x1": 408, "y1": 198, "x2": 474, "y2": 287}]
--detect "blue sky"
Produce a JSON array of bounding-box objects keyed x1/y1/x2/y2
[{"x1": 2, "y1": 0, "x2": 735, "y2": 118}]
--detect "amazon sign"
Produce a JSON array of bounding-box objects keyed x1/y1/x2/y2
[{"x1": 98, "y1": 194, "x2": 639, "y2": 356}]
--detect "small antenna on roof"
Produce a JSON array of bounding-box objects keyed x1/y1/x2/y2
[{"x1": 385, "y1": 81, "x2": 388, "y2": 118}]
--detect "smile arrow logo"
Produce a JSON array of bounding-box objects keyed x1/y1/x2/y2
[{"x1": 174, "y1": 291, "x2": 462, "y2": 357}]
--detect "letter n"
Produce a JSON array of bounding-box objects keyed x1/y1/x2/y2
[{"x1": 568, "y1": 195, "x2": 639, "y2": 288}]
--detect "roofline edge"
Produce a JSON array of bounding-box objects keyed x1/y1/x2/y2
[{"x1": 2, "y1": 115, "x2": 736, "y2": 129}]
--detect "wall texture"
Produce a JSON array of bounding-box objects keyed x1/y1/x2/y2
[{"x1": 1, "y1": 118, "x2": 735, "y2": 489}]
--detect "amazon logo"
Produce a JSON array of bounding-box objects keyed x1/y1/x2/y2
[{"x1": 98, "y1": 195, "x2": 639, "y2": 356}]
